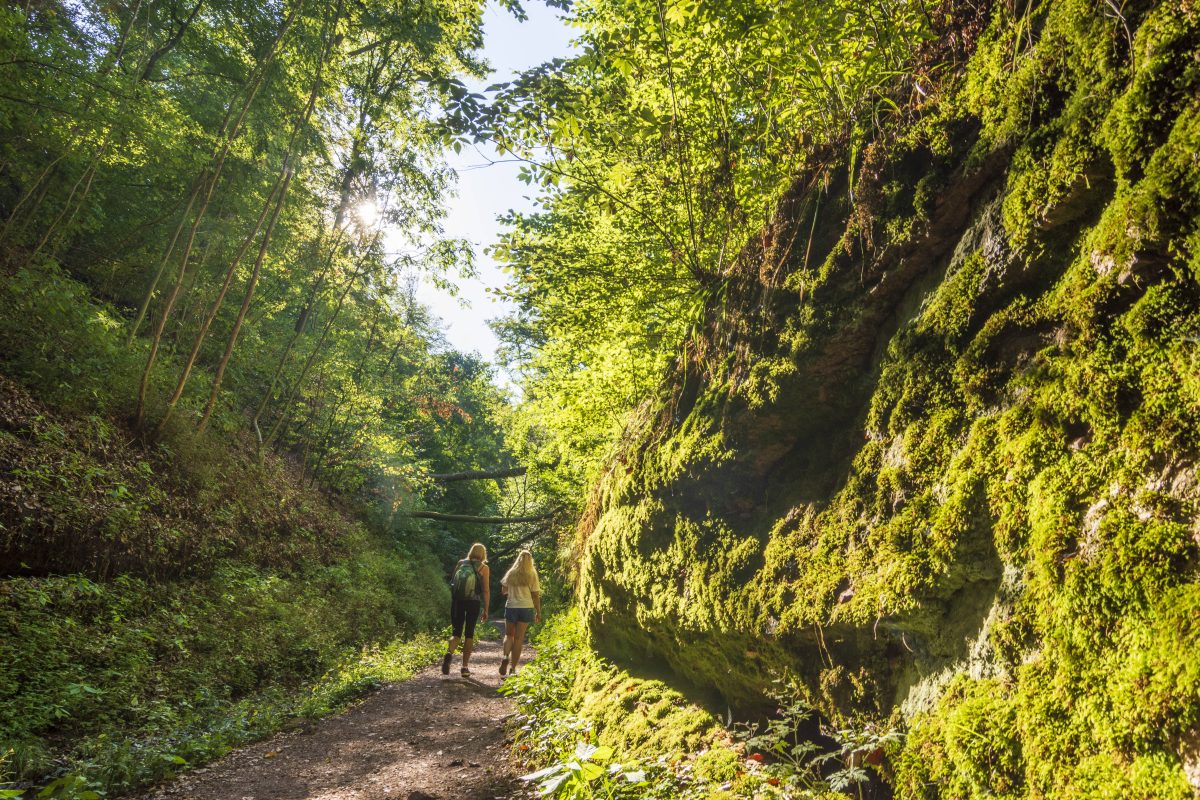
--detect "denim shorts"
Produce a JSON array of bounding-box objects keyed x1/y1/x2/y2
[{"x1": 505, "y1": 606, "x2": 535, "y2": 624}]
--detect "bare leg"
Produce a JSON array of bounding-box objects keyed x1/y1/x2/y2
[
  {"x1": 504, "y1": 621, "x2": 516, "y2": 658},
  {"x1": 441, "y1": 634, "x2": 460, "y2": 675},
  {"x1": 462, "y1": 637, "x2": 475, "y2": 670},
  {"x1": 500, "y1": 621, "x2": 516, "y2": 674},
  {"x1": 510, "y1": 621, "x2": 530, "y2": 671}
]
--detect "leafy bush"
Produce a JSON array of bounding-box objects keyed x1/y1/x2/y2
[
  {"x1": 736, "y1": 675, "x2": 901, "y2": 798},
  {"x1": 0, "y1": 564, "x2": 444, "y2": 795},
  {"x1": 503, "y1": 612, "x2": 855, "y2": 799}
]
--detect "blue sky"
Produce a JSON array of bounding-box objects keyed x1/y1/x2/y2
[{"x1": 414, "y1": 1, "x2": 577, "y2": 365}]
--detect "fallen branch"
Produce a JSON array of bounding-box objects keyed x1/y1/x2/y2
[
  {"x1": 407, "y1": 511, "x2": 551, "y2": 524},
  {"x1": 429, "y1": 466, "x2": 527, "y2": 482}
]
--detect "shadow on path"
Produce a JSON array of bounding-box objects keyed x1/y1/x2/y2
[{"x1": 140, "y1": 639, "x2": 527, "y2": 800}]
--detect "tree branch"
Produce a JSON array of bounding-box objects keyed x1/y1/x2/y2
[
  {"x1": 430, "y1": 466, "x2": 528, "y2": 482},
  {"x1": 407, "y1": 511, "x2": 552, "y2": 524}
]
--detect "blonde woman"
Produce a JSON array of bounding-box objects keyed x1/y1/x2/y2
[
  {"x1": 442, "y1": 542, "x2": 490, "y2": 678},
  {"x1": 499, "y1": 549, "x2": 542, "y2": 676}
]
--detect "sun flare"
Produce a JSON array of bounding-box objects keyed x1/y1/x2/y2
[{"x1": 354, "y1": 199, "x2": 379, "y2": 227}]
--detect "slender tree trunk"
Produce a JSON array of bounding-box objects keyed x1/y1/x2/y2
[
  {"x1": 306, "y1": 391, "x2": 351, "y2": 484},
  {"x1": 197, "y1": 0, "x2": 341, "y2": 432},
  {"x1": 290, "y1": 366, "x2": 329, "y2": 466},
  {"x1": 155, "y1": 177, "x2": 283, "y2": 432},
  {"x1": 168, "y1": 231, "x2": 218, "y2": 356},
  {"x1": 128, "y1": 176, "x2": 204, "y2": 343},
  {"x1": 262, "y1": 256, "x2": 369, "y2": 449},
  {"x1": 100, "y1": 0, "x2": 144, "y2": 78},
  {"x1": 250, "y1": 51, "x2": 368, "y2": 436},
  {"x1": 126, "y1": 81, "x2": 249, "y2": 334},
  {"x1": 24, "y1": 135, "x2": 112, "y2": 265},
  {"x1": 250, "y1": 226, "x2": 345, "y2": 433},
  {"x1": 140, "y1": 0, "x2": 205, "y2": 82},
  {"x1": 0, "y1": 153, "x2": 68, "y2": 245},
  {"x1": 352, "y1": 301, "x2": 382, "y2": 381},
  {"x1": 133, "y1": 3, "x2": 299, "y2": 427},
  {"x1": 195, "y1": 164, "x2": 293, "y2": 432}
]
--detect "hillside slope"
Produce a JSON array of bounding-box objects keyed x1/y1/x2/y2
[
  {"x1": 576, "y1": 1, "x2": 1200, "y2": 795},
  {"x1": 0, "y1": 365, "x2": 448, "y2": 793}
]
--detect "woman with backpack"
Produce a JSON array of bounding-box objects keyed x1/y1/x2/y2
[
  {"x1": 442, "y1": 542, "x2": 490, "y2": 677},
  {"x1": 499, "y1": 549, "x2": 541, "y2": 676}
]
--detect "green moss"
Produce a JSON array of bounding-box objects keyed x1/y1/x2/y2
[
  {"x1": 693, "y1": 746, "x2": 741, "y2": 782},
  {"x1": 574, "y1": 0, "x2": 1200, "y2": 796},
  {"x1": 897, "y1": 677, "x2": 1024, "y2": 799},
  {"x1": 1063, "y1": 753, "x2": 1193, "y2": 800}
]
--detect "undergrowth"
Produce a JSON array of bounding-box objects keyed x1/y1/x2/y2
[
  {"x1": 0, "y1": 260, "x2": 452, "y2": 797},
  {"x1": 504, "y1": 612, "x2": 901, "y2": 799},
  {"x1": 0, "y1": 570, "x2": 444, "y2": 797}
]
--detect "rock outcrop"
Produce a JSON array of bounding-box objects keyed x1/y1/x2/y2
[{"x1": 577, "y1": 1, "x2": 1200, "y2": 794}]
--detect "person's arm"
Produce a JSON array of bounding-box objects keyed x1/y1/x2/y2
[
  {"x1": 479, "y1": 564, "x2": 490, "y2": 621},
  {"x1": 532, "y1": 590, "x2": 542, "y2": 624}
]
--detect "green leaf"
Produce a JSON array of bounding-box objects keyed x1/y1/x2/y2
[
  {"x1": 579, "y1": 761, "x2": 604, "y2": 782},
  {"x1": 539, "y1": 773, "x2": 568, "y2": 795},
  {"x1": 521, "y1": 764, "x2": 564, "y2": 782}
]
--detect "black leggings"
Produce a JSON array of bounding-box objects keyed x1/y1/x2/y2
[{"x1": 451, "y1": 596, "x2": 481, "y2": 639}]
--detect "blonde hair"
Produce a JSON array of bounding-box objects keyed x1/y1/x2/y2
[
  {"x1": 503, "y1": 549, "x2": 538, "y2": 588},
  {"x1": 467, "y1": 542, "x2": 487, "y2": 563}
]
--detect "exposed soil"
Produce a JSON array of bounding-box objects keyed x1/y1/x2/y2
[{"x1": 141, "y1": 638, "x2": 528, "y2": 800}]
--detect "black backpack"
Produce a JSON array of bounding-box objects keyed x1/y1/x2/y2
[{"x1": 450, "y1": 559, "x2": 480, "y2": 601}]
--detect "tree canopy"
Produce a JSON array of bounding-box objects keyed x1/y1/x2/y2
[
  {"x1": 470, "y1": 0, "x2": 944, "y2": 484},
  {"x1": 0, "y1": 0, "x2": 544, "y2": 541}
]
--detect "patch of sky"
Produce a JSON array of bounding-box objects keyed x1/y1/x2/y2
[{"x1": 387, "y1": 1, "x2": 576, "y2": 389}]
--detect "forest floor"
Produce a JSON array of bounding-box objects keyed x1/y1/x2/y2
[{"x1": 139, "y1": 637, "x2": 528, "y2": 800}]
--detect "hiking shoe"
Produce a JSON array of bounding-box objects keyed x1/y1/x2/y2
[
  {"x1": 441, "y1": 653, "x2": 452, "y2": 675},
  {"x1": 461, "y1": 667, "x2": 471, "y2": 677},
  {"x1": 499, "y1": 657, "x2": 509, "y2": 675}
]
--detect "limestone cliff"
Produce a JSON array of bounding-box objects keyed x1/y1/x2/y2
[{"x1": 576, "y1": 1, "x2": 1200, "y2": 794}]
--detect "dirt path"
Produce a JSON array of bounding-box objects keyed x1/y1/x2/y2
[{"x1": 142, "y1": 638, "x2": 527, "y2": 800}]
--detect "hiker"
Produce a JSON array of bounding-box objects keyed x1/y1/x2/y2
[
  {"x1": 499, "y1": 549, "x2": 541, "y2": 676},
  {"x1": 442, "y1": 542, "x2": 490, "y2": 678}
]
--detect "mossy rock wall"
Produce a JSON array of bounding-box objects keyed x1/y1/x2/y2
[{"x1": 577, "y1": 1, "x2": 1200, "y2": 795}]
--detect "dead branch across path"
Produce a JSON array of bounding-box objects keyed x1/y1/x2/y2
[
  {"x1": 429, "y1": 466, "x2": 527, "y2": 482},
  {"x1": 406, "y1": 511, "x2": 551, "y2": 524}
]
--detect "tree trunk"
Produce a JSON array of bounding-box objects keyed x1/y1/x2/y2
[
  {"x1": 140, "y1": 0, "x2": 206, "y2": 82},
  {"x1": 250, "y1": 225, "x2": 346, "y2": 432},
  {"x1": 133, "y1": 2, "x2": 299, "y2": 427},
  {"x1": 406, "y1": 512, "x2": 554, "y2": 524},
  {"x1": 195, "y1": 162, "x2": 294, "y2": 432},
  {"x1": 430, "y1": 466, "x2": 529, "y2": 482},
  {"x1": 128, "y1": 175, "x2": 205, "y2": 344},
  {"x1": 260, "y1": 255, "x2": 369, "y2": 450},
  {"x1": 196, "y1": 0, "x2": 348, "y2": 434},
  {"x1": 155, "y1": 176, "x2": 283, "y2": 432},
  {"x1": 197, "y1": 0, "x2": 340, "y2": 432}
]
